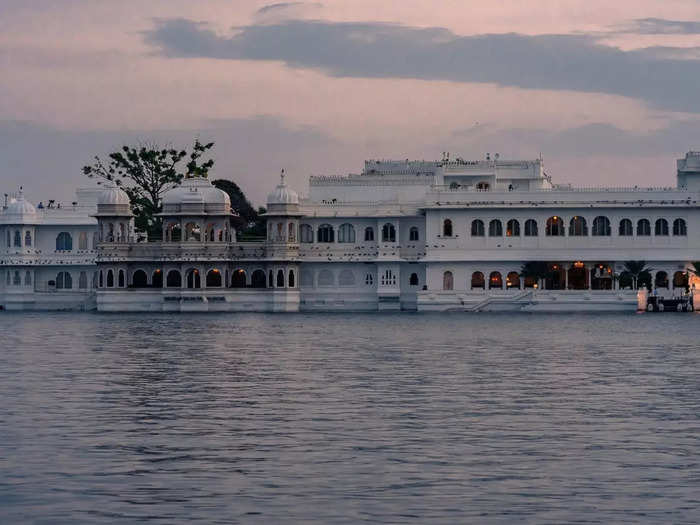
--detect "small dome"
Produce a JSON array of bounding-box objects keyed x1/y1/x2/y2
[
  {"x1": 98, "y1": 182, "x2": 130, "y2": 206},
  {"x1": 267, "y1": 171, "x2": 299, "y2": 205},
  {"x1": 161, "y1": 176, "x2": 231, "y2": 214},
  {"x1": 4, "y1": 190, "x2": 36, "y2": 218}
]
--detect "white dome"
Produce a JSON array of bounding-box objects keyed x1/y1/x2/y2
[
  {"x1": 4, "y1": 190, "x2": 36, "y2": 218},
  {"x1": 161, "y1": 176, "x2": 231, "y2": 213},
  {"x1": 98, "y1": 183, "x2": 130, "y2": 206},
  {"x1": 267, "y1": 171, "x2": 299, "y2": 205}
]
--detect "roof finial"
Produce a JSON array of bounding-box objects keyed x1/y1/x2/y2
[{"x1": 280, "y1": 168, "x2": 286, "y2": 185}]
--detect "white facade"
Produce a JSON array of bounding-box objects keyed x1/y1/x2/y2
[{"x1": 2, "y1": 152, "x2": 700, "y2": 312}]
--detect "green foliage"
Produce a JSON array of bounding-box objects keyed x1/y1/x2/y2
[
  {"x1": 211, "y1": 179, "x2": 267, "y2": 239},
  {"x1": 689, "y1": 262, "x2": 700, "y2": 277}
]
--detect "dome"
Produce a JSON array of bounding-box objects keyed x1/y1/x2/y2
[
  {"x1": 4, "y1": 190, "x2": 37, "y2": 218},
  {"x1": 161, "y1": 176, "x2": 231, "y2": 212},
  {"x1": 267, "y1": 171, "x2": 299, "y2": 205},
  {"x1": 98, "y1": 182, "x2": 130, "y2": 206}
]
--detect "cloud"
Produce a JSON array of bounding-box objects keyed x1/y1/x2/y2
[
  {"x1": 256, "y1": 2, "x2": 322, "y2": 15},
  {"x1": 144, "y1": 18, "x2": 700, "y2": 113},
  {"x1": 625, "y1": 18, "x2": 700, "y2": 35}
]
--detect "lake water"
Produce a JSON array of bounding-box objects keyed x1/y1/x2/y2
[{"x1": 0, "y1": 312, "x2": 699, "y2": 524}]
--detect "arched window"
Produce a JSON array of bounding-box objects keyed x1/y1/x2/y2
[
  {"x1": 471, "y1": 219, "x2": 485, "y2": 237},
  {"x1": 592, "y1": 216, "x2": 610, "y2": 236},
  {"x1": 673, "y1": 271, "x2": 688, "y2": 289},
  {"x1": 338, "y1": 223, "x2": 356, "y2": 243},
  {"x1": 655, "y1": 271, "x2": 669, "y2": 289},
  {"x1": 409, "y1": 227, "x2": 419, "y2": 241},
  {"x1": 74, "y1": 271, "x2": 85, "y2": 289},
  {"x1": 524, "y1": 219, "x2": 538, "y2": 237},
  {"x1": 471, "y1": 271, "x2": 485, "y2": 289},
  {"x1": 365, "y1": 273, "x2": 374, "y2": 286},
  {"x1": 166, "y1": 269, "x2": 181, "y2": 288},
  {"x1": 186, "y1": 269, "x2": 201, "y2": 289},
  {"x1": 251, "y1": 269, "x2": 266, "y2": 288},
  {"x1": 364, "y1": 227, "x2": 375, "y2": 242},
  {"x1": 276, "y1": 269, "x2": 285, "y2": 287},
  {"x1": 673, "y1": 218, "x2": 687, "y2": 236},
  {"x1": 78, "y1": 232, "x2": 88, "y2": 250},
  {"x1": 506, "y1": 271, "x2": 520, "y2": 289},
  {"x1": 118, "y1": 269, "x2": 125, "y2": 287},
  {"x1": 152, "y1": 269, "x2": 163, "y2": 288},
  {"x1": 488, "y1": 219, "x2": 502, "y2": 237},
  {"x1": 13, "y1": 270, "x2": 21, "y2": 285},
  {"x1": 288, "y1": 223, "x2": 296, "y2": 242},
  {"x1": 25, "y1": 270, "x2": 32, "y2": 286},
  {"x1": 380, "y1": 269, "x2": 396, "y2": 286},
  {"x1": 167, "y1": 223, "x2": 182, "y2": 242},
  {"x1": 338, "y1": 269, "x2": 355, "y2": 286},
  {"x1": 382, "y1": 223, "x2": 396, "y2": 242},
  {"x1": 545, "y1": 216, "x2": 565, "y2": 236},
  {"x1": 206, "y1": 269, "x2": 222, "y2": 287},
  {"x1": 442, "y1": 271, "x2": 454, "y2": 290},
  {"x1": 106, "y1": 270, "x2": 114, "y2": 287},
  {"x1": 14, "y1": 230, "x2": 21, "y2": 247},
  {"x1": 56, "y1": 232, "x2": 73, "y2": 250},
  {"x1": 56, "y1": 271, "x2": 73, "y2": 289},
  {"x1": 655, "y1": 218, "x2": 669, "y2": 236},
  {"x1": 637, "y1": 219, "x2": 651, "y2": 236},
  {"x1": 288, "y1": 269, "x2": 295, "y2": 288},
  {"x1": 489, "y1": 271, "x2": 503, "y2": 289},
  {"x1": 99, "y1": 270, "x2": 104, "y2": 288},
  {"x1": 299, "y1": 224, "x2": 313, "y2": 243},
  {"x1": 569, "y1": 216, "x2": 588, "y2": 236},
  {"x1": 619, "y1": 219, "x2": 633, "y2": 236},
  {"x1": 317, "y1": 224, "x2": 334, "y2": 243},
  {"x1": 318, "y1": 269, "x2": 334, "y2": 286},
  {"x1": 409, "y1": 273, "x2": 419, "y2": 286},
  {"x1": 24, "y1": 231, "x2": 32, "y2": 247},
  {"x1": 506, "y1": 219, "x2": 520, "y2": 237},
  {"x1": 301, "y1": 270, "x2": 314, "y2": 287},
  {"x1": 132, "y1": 270, "x2": 148, "y2": 288},
  {"x1": 269, "y1": 270, "x2": 274, "y2": 287},
  {"x1": 443, "y1": 219, "x2": 453, "y2": 237},
  {"x1": 231, "y1": 269, "x2": 246, "y2": 288},
  {"x1": 185, "y1": 222, "x2": 201, "y2": 242}
]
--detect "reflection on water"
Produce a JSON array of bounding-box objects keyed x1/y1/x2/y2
[{"x1": 0, "y1": 312, "x2": 698, "y2": 523}]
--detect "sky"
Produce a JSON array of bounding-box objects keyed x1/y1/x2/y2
[{"x1": 2, "y1": 0, "x2": 700, "y2": 205}]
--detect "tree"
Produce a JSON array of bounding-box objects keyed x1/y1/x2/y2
[
  {"x1": 211, "y1": 179, "x2": 267, "y2": 239},
  {"x1": 82, "y1": 139, "x2": 215, "y2": 238},
  {"x1": 688, "y1": 262, "x2": 700, "y2": 277},
  {"x1": 520, "y1": 261, "x2": 551, "y2": 289},
  {"x1": 623, "y1": 261, "x2": 653, "y2": 290}
]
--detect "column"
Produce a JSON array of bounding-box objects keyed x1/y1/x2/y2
[
  {"x1": 564, "y1": 264, "x2": 569, "y2": 290},
  {"x1": 586, "y1": 264, "x2": 592, "y2": 290}
]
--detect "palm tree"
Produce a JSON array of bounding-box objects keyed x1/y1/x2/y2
[
  {"x1": 520, "y1": 261, "x2": 551, "y2": 289},
  {"x1": 623, "y1": 260, "x2": 653, "y2": 290}
]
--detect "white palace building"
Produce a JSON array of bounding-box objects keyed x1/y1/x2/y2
[{"x1": 2, "y1": 151, "x2": 700, "y2": 312}]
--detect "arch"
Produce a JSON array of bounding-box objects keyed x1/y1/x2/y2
[
  {"x1": 269, "y1": 270, "x2": 274, "y2": 287},
  {"x1": 288, "y1": 269, "x2": 295, "y2": 288},
  {"x1": 506, "y1": 271, "x2": 520, "y2": 289},
  {"x1": 381, "y1": 223, "x2": 396, "y2": 242},
  {"x1": 365, "y1": 273, "x2": 374, "y2": 286},
  {"x1": 99, "y1": 270, "x2": 104, "y2": 288},
  {"x1": 77, "y1": 271, "x2": 87, "y2": 289},
  {"x1": 569, "y1": 216, "x2": 588, "y2": 236},
  {"x1": 338, "y1": 223, "x2": 356, "y2": 243},
  {"x1": 655, "y1": 271, "x2": 669, "y2": 289},
  {"x1": 443, "y1": 219, "x2": 453, "y2": 237},
  {"x1": 13, "y1": 270, "x2": 21, "y2": 285},
  {"x1": 166, "y1": 269, "x2": 181, "y2": 288},
  {"x1": 471, "y1": 219, "x2": 485, "y2": 237},
  {"x1": 231, "y1": 269, "x2": 247, "y2": 288},
  {"x1": 506, "y1": 219, "x2": 520, "y2": 237},
  {"x1": 673, "y1": 271, "x2": 688, "y2": 289},
  {"x1": 301, "y1": 270, "x2": 313, "y2": 287},
  {"x1": 205, "y1": 223, "x2": 217, "y2": 242},
  {"x1": 186, "y1": 268, "x2": 201, "y2": 288},
  {"x1": 317, "y1": 224, "x2": 334, "y2": 243},
  {"x1": 118, "y1": 269, "x2": 125, "y2": 287},
  {"x1": 106, "y1": 269, "x2": 114, "y2": 287},
  {"x1": 166, "y1": 222, "x2": 182, "y2": 242},
  {"x1": 206, "y1": 269, "x2": 222, "y2": 287},
  {"x1": 380, "y1": 269, "x2": 396, "y2": 286},
  {"x1": 276, "y1": 222, "x2": 284, "y2": 242},
  {"x1": 78, "y1": 231, "x2": 88, "y2": 250},
  {"x1": 24, "y1": 230, "x2": 32, "y2": 247},
  {"x1": 655, "y1": 218, "x2": 669, "y2": 236},
  {"x1": 132, "y1": 270, "x2": 148, "y2": 288},
  {"x1": 185, "y1": 222, "x2": 201, "y2": 242},
  {"x1": 545, "y1": 216, "x2": 565, "y2": 236},
  {"x1": 56, "y1": 232, "x2": 73, "y2": 250},
  {"x1": 288, "y1": 222, "x2": 296, "y2": 242},
  {"x1": 488, "y1": 219, "x2": 503, "y2": 237},
  {"x1": 364, "y1": 226, "x2": 375, "y2": 242},
  {"x1": 489, "y1": 271, "x2": 503, "y2": 289},
  {"x1": 409, "y1": 272, "x2": 419, "y2": 286},
  {"x1": 25, "y1": 270, "x2": 32, "y2": 286},
  {"x1": 251, "y1": 269, "x2": 266, "y2": 288},
  {"x1": 471, "y1": 271, "x2": 485, "y2": 289},
  {"x1": 673, "y1": 218, "x2": 687, "y2": 236},
  {"x1": 442, "y1": 271, "x2": 454, "y2": 290},
  {"x1": 152, "y1": 269, "x2": 163, "y2": 288},
  {"x1": 619, "y1": 218, "x2": 633, "y2": 236},
  {"x1": 276, "y1": 269, "x2": 285, "y2": 288},
  {"x1": 318, "y1": 269, "x2": 334, "y2": 287},
  {"x1": 338, "y1": 269, "x2": 356, "y2": 286},
  {"x1": 56, "y1": 271, "x2": 73, "y2": 289},
  {"x1": 592, "y1": 216, "x2": 611, "y2": 236},
  {"x1": 524, "y1": 219, "x2": 538, "y2": 237},
  {"x1": 14, "y1": 230, "x2": 21, "y2": 247},
  {"x1": 409, "y1": 226, "x2": 419, "y2": 241},
  {"x1": 637, "y1": 219, "x2": 651, "y2": 236},
  {"x1": 299, "y1": 224, "x2": 313, "y2": 243}
]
